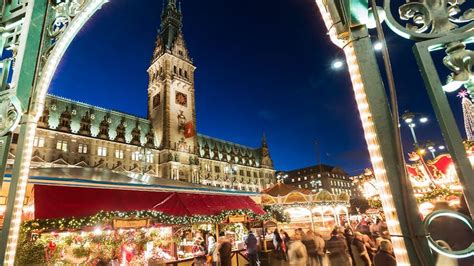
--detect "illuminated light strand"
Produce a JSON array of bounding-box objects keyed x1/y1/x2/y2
[
  {"x1": 3, "y1": 1, "x2": 109, "y2": 265},
  {"x1": 313, "y1": 4, "x2": 408, "y2": 259},
  {"x1": 342, "y1": 43, "x2": 410, "y2": 263}
]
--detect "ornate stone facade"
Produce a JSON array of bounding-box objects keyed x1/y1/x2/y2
[{"x1": 7, "y1": 0, "x2": 275, "y2": 192}]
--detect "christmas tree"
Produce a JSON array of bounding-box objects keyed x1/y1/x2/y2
[{"x1": 458, "y1": 89, "x2": 474, "y2": 141}]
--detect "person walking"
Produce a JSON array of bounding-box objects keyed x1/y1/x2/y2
[
  {"x1": 288, "y1": 230, "x2": 308, "y2": 266},
  {"x1": 303, "y1": 230, "x2": 318, "y2": 266},
  {"x1": 273, "y1": 228, "x2": 285, "y2": 262},
  {"x1": 192, "y1": 236, "x2": 207, "y2": 266},
  {"x1": 314, "y1": 231, "x2": 325, "y2": 266},
  {"x1": 207, "y1": 235, "x2": 219, "y2": 266},
  {"x1": 326, "y1": 229, "x2": 351, "y2": 266},
  {"x1": 373, "y1": 240, "x2": 396, "y2": 266},
  {"x1": 245, "y1": 230, "x2": 259, "y2": 266},
  {"x1": 343, "y1": 224, "x2": 356, "y2": 266},
  {"x1": 281, "y1": 229, "x2": 291, "y2": 261},
  {"x1": 219, "y1": 234, "x2": 233, "y2": 266},
  {"x1": 351, "y1": 232, "x2": 372, "y2": 266}
]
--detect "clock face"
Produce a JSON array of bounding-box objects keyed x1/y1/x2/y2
[{"x1": 175, "y1": 92, "x2": 187, "y2": 106}]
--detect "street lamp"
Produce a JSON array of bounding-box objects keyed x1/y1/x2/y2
[
  {"x1": 423, "y1": 141, "x2": 446, "y2": 159},
  {"x1": 332, "y1": 60, "x2": 344, "y2": 69},
  {"x1": 373, "y1": 41, "x2": 383, "y2": 51},
  {"x1": 401, "y1": 111, "x2": 428, "y2": 146},
  {"x1": 276, "y1": 171, "x2": 288, "y2": 183}
]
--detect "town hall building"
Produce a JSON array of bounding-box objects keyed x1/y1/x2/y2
[{"x1": 7, "y1": 0, "x2": 275, "y2": 192}]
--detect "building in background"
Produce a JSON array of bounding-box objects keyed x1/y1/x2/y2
[
  {"x1": 7, "y1": 1, "x2": 275, "y2": 192},
  {"x1": 283, "y1": 164, "x2": 360, "y2": 197}
]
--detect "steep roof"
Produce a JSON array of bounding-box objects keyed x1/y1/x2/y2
[
  {"x1": 43, "y1": 94, "x2": 152, "y2": 145},
  {"x1": 41, "y1": 95, "x2": 264, "y2": 168},
  {"x1": 261, "y1": 182, "x2": 310, "y2": 197},
  {"x1": 286, "y1": 164, "x2": 348, "y2": 176},
  {"x1": 197, "y1": 134, "x2": 262, "y2": 167}
]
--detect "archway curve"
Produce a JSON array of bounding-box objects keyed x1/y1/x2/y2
[{"x1": 3, "y1": 1, "x2": 108, "y2": 264}]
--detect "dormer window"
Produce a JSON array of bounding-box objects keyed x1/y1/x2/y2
[{"x1": 178, "y1": 50, "x2": 183, "y2": 56}]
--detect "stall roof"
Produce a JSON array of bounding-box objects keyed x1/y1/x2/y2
[
  {"x1": 261, "y1": 182, "x2": 311, "y2": 197},
  {"x1": 34, "y1": 185, "x2": 265, "y2": 219},
  {"x1": 4, "y1": 167, "x2": 257, "y2": 196}
]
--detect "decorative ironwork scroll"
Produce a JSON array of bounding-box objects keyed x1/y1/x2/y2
[{"x1": 384, "y1": 0, "x2": 474, "y2": 40}]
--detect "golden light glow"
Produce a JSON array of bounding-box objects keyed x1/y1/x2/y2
[
  {"x1": 3, "y1": 1, "x2": 108, "y2": 265},
  {"x1": 314, "y1": 0, "x2": 410, "y2": 264}
]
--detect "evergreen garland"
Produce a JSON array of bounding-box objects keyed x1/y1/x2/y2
[{"x1": 21, "y1": 206, "x2": 289, "y2": 235}]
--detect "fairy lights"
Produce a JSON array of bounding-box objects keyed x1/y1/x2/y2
[
  {"x1": 3, "y1": 1, "x2": 108, "y2": 265},
  {"x1": 314, "y1": 0, "x2": 410, "y2": 264}
]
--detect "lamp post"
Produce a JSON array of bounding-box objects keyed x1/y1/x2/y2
[
  {"x1": 401, "y1": 111, "x2": 429, "y2": 147},
  {"x1": 276, "y1": 171, "x2": 288, "y2": 183}
]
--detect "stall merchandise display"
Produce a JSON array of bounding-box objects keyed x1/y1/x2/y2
[{"x1": 16, "y1": 227, "x2": 174, "y2": 265}]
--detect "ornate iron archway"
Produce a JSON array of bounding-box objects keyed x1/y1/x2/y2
[{"x1": 0, "y1": 0, "x2": 107, "y2": 264}]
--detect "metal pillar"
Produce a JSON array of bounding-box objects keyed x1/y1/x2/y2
[
  {"x1": 0, "y1": 0, "x2": 48, "y2": 263},
  {"x1": 0, "y1": 133, "x2": 12, "y2": 185},
  {"x1": 342, "y1": 24, "x2": 434, "y2": 265}
]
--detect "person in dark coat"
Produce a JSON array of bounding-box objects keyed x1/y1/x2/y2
[
  {"x1": 374, "y1": 240, "x2": 396, "y2": 266},
  {"x1": 245, "y1": 230, "x2": 258, "y2": 266},
  {"x1": 219, "y1": 235, "x2": 233, "y2": 266},
  {"x1": 326, "y1": 229, "x2": 352, "y2": 266}
]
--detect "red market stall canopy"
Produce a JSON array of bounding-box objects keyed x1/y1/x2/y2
[{"x1": 34, "y1": 185, "x2": 265, "y2": 220}]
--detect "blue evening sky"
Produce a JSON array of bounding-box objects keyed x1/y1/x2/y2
[{"x1": 50, "y1": 0, "x2": 463, "y2": 174}]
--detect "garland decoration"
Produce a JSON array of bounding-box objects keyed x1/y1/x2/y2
[
  {"x1": 263, "y1": 205, "x2": 290, "y2": 223},
  {"x1": 21, "y1": 206, "x2": 288, "y2": 235},
  {"x1": 415, "y1": 187, "x2": 462, "y2": 204}
]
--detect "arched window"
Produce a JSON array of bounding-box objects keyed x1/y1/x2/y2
[
  {"x1": 179, "y1": 68, "x2": 182, "y2": 76},
  {"x1": 153, "y1": 93, "x2": 160, "y2": 108},
  {"x1": 184, "y1": 71, "x2": 188, "y2": 79},
  {"x1": 173, "y1": 66, "x2": 177, "y2": 74}
]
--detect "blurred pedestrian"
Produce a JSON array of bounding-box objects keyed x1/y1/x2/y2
[
  {"x1": 373, "y1": 240, "x2": 396, "y2": 266},
  {"x1": 192, "y1": 236, "x2": 207, "y2": 266},
  {"x1": 207, "y1": 235, "x2": 218, "y2": 266},
  {"x1": 344, "y1": 223, "x2": 356, "y2": 266},
  {"x1": 362, "y1": 234, "x2": 377, "y2": 262},
  {"x1": 326, "y1": 229, "x2": 351, "y2": 266},
  {"x1": 351, "y1": 232, "x2": 372, "y2": 266},
  {"x1": 273, "y1": 229, "x2": 285, "y2": 262},
  {"x1": 314, "y1": 231, "x2": 325, "y2": 266},
  {"x1": 245, "y1": 230, "x2": 258, "y2": 266},
  {"x1": 219, "y1": 234, "x2": 232, "y2": 266},
  {"x1": 303, "y1": 230, "x2": 318, "y2": 266},
  {"x1": 288, "y1": 231, "x2": 308, "y2": 266},
  {"x1": 281, "y1": 229, "x2": 291, "y2": 260}
]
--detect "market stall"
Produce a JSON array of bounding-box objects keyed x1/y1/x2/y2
[
  {"x1": 16, "y1": 184, "x2": 276, "y2": 265},
  {"x1": 261, "y1": 182, "x2": 349, "y2": 237}
]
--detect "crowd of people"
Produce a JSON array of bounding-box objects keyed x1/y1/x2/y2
[
  {"x1": 269, "y1": 217, "x2": 396, "y2": 266},
  {"x1": 190, "y1": 217, "x2": 395, "y2": 266}
]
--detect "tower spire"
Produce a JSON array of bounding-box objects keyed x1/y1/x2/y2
[
  {"x1": 159, "y1": 0, "x2": 183, "y2": 51},
  {"x1": 262, "y1": 132, "x2": 268, "y2": 147}
]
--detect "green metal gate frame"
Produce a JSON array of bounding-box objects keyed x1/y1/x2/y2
[{"x1": 413, "y1": 31, "x2": 474, "y2": 218}]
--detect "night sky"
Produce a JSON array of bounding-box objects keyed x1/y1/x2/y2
[{"x1": 50, "y1": 0, "x2": 464, "y2": 174}]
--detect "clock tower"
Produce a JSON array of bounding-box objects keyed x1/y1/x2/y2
[{"x1": 148, "y1": 0, "x2": 198, "y2": 180}]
